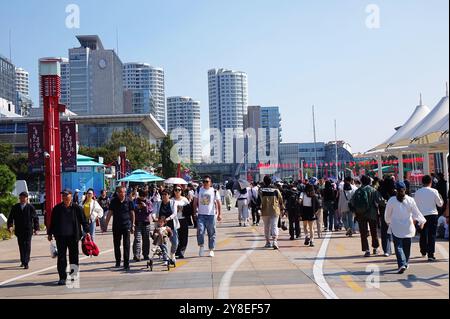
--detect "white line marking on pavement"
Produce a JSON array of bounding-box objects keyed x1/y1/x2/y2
[
  {"x1": 436, "y1": 243, "x2": 449, "y2": 260},
  {"x1": 313, "y1": 231, "x2": 339, "y2": 299},
  {"x1": 217, "y1": 229, "x2": 259, "y2": 299},
  {"x1": 0, "y1": 249, "x2": 114, "y2": 287}
]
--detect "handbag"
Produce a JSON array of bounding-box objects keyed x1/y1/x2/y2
[
  {"x1": 82, "y1": 233, "x2": 100, "y2": 257},
  {"x1": 281, "y1": 216, "x2": 288, "y2": 231},
  {"x1": 50, "y1": 241, "x2": 58, "y2": 258}
]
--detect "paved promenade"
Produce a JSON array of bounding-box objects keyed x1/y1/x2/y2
[{"x1": 0, "y1": 208, "x2": 448, "y2": 299}]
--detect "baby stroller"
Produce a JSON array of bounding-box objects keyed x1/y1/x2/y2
[{"x1": 146, "y1": 223, "x2": 176, "y2": 271}]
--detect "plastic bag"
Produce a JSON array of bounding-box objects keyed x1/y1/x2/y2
[
  {"x1": 281, "y1": 216, "x2": 288, "y2": 231},
  {"x1": 50, "y1": 241, "x2": 58, "y2": 258}
]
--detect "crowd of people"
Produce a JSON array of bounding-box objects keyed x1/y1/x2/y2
[{"x1": 5, "y1": 172, "x2": 449, "y2": 285}]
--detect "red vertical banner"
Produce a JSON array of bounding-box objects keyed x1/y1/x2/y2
[
  {"x1": 61, "y1": 121, "x2": 77, "y2": 172},
  {"x1": 27, "y1": 122, "x2": 44, "y2": 173}
]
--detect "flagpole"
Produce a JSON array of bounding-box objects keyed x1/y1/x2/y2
[
  {"x1": 312, "y1": 105, "x2": 318, "y2": 177},
  {"x1": 335, "y1": 119, "x2": 338, "y2": 180}
]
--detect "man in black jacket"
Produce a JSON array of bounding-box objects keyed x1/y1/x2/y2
[
  {"x1": 7, "y1": 192, "x2": 39, "y2": 269},
  {"x1": 47, "y1": 189, "x2": 88, "y2": 285}
]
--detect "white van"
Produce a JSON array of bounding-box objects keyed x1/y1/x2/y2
[{"x1": 12, "y1": 180, "x2": 28, "y2": 197}]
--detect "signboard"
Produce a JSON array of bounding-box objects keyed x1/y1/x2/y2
[
  {"x1": 27, "y1": 122, "x2": 44, "y2": 173},
  {"x1": 61, "y1": 121, "x2": 77, "y2": 172}
]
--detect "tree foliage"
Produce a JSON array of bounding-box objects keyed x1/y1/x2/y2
[
  {"x1": 0, "y1": 164, "x2": 16, "y2": 194},
  {"x1": 80, "y1": 129, "x2": 160, "y2": 170},
  {"x1": 159, "y1": 136, "x2": 177, "y2": 178}
]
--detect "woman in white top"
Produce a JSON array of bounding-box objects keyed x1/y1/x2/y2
[
  {"x1": 299, "y1": 184, "x2": 321, "y2": 247},
  {"x1": 82, "y1": 189, "x2": 104, "y2": 242},
  {"x1": 172, "y1": 186, "x2": 190, "y2": 259},
  {"x1": 385, "y1": 181, "x2": 426, "y2": 274}
]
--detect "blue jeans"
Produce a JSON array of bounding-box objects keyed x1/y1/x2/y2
[
  {"x1": 343, "y1": 211, "x2": 354, "y2": 232},
  {"x1": 393, "y1": 235, "x2": 411, "y2": 268},
  {"x1": 197, "y1": 214, "x2": 216, "y2": 250},
  {"x1": 169, "y1": 226, "x2": 179, "y2": 255},
  {"x1": 380, "y1": 211, "x2": 392, "y2": 255},
  {"x1": 86, "y1": 221, "x2": 96, "y2": 242}
]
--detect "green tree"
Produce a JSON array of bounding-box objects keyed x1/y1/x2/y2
[
  {"x1": 107, "y1": 130, "x2": 160, "y2": 170},
  {"x1": 78, "y1": 130, "x2": 161, "y2": 170},
  {"x1": 159, "y1": 136, "x2": 177, "y2": 178},
  {"x1": 0, "y1": 164, "x2": 15, "y2": 194},
  {"x1": 0, "y1": 143, "x2": 13, "y2": 166},
  {"x1": 0, "y1": 164, "x2": 17, "y2": 218},
  {"x1": 78, "y1": 146, "x2": 115, "y2": 165}
]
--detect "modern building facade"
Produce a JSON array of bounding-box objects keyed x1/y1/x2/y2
[
  {"x1": 68, "y1": 35, "x2": 123, "y2": 115},
  {"x1": 123, "y1": 62, "x2": 166, "y2": 129},
  {"x1": 167, "y1": 96, "x2": 202, "y2": 163},
  {"x1": 208, "y1": 68, "x2": 248, "y2": 163},
  {"x1": 123, "y1": 63, "x2": 165, "y2": 126},
  {"x1": 15, "y1": 67, "x2": 29, "y2": 96},
  {"x1": 278, "y1": 141, "x2": 355, "y2": 179},
  {"x1": 0, "y1": 55, "x2": 16, "y2": 114},
  {"x1": 15, "y1": 92, "x2": 33, "y2": 116},
  {"x1": 0, "y1": 112, "x2": 166, "y2": 153}
]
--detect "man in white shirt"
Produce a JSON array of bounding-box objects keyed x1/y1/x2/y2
[
  {"x1": 414, "y1": 175, "x2": 444, "y2": 261},
  {"x1": 385, "y1": 181, "x2": 426, "y2": 274},
  {"x1": 193, "y1": 176, "x2": 222, "y2": 257}
]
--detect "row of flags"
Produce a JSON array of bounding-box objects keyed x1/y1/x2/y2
[{"x1": 257, "y1": 157, "x2": 424, "y2": 169}]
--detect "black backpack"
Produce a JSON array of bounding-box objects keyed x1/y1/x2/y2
[{"x1": 286, "y1": 191, "x2": 300, "y2": 212}]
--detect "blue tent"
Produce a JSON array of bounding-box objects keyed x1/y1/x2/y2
[
  {"x1": 62, "y1": 154, "x2": 105, "y2": 196},
  {"x1": 118, "y1": 169, "x2": 164, "y2": 183}
]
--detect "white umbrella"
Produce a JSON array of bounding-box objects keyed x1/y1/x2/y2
[{"x1": 164, "y1": 177, "x2": 188, "y2": 185}]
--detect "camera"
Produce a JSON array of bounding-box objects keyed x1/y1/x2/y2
[{"x1": 44, "y1": 152, "x2": 50, "y2": 159}]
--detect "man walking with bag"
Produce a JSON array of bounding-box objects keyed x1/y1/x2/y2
[
  {"x1": 7, "y1": 192, "x2": 40, "y2": 269},
  {"x1": 47, "y1": 189, "x2": 89, "y2": 285},
  {"x1": 350, "y1": 175, "x2": 383, "y2": 257}
]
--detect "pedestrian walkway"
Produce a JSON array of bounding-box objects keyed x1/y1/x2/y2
[{"x1": 0, "y1": 208, "x2": 448, "y2": 299}]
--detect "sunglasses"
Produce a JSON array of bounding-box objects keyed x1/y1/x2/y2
[
  {"x1": 175, "y1": 189, "x2": 182, "y2": 192},
  {"x1": 203, "y1": 180, "x2": 211, "y2": 183}
]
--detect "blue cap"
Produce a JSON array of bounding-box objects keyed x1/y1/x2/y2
[{"x1": 395, "y1": 181, "x2": 406, "y2": 190}]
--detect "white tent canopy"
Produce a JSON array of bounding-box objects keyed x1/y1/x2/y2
[
  {"x1": 392, "y1": 94, "x2": 449, "y2": 148},
  {"x1": 369, "y1": 97, "x2": 430, "y2": 152}
]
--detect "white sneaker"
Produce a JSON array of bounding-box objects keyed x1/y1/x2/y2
[
  {"x1": 199, "y1": 246, "x2": 205, "y2": 257},
  {"x1": 209, "y1": 250, "x2": 215, "y2": 257},
  {"x1": 170, "y1": 253, "x2": 176, "y2": 261},
  {"x1": 273, "y1": 241, "x2": 279, "y2": 250}
]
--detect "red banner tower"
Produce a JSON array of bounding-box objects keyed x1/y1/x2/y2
[{"x1": 40, "y1": 59, "x2": 64, "y2": 228}]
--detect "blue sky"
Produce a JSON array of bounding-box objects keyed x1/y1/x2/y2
[{"x1": 1, "y1": 0, "x2": 448, "y2": 152}]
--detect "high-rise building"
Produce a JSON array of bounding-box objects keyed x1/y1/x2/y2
[
  {"x1": 14, "y1": 67, "x2": 33, "y2": 116},
  {"x1": 167, "y1": 96, "x2": 201, "y2": 163},
  {"x1": 15, "y1": 67, "x2": 29, "y2": 96},
  {"x1": 39, "y1": 57, "x2": 70, "y2": 109},
  {"x1": 68, "y1": 35, "x2": 123, "y2": 115},
  {"x1": 208, "y1": 68, "x2": 248, "y2": 163},
  {"x1": 122, "y1": 62, "x2": 166, "y2": 129},
  {"x1": 260, "y1": 106, "x2": 282, "y2": 146},
  {"x1": 60, "y1": 59, "x2": 70, "y2": 108},
  {"x1": 0, "y1": 55, "x2": 16, "y2": 115}
]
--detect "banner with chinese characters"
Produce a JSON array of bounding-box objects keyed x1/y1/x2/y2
[
  {"x1": 27, "y1": 122, "x2": 44, "y2": 173},
  {"x1": 61, "y1": 121, "x2": 77, "y2": 172}
]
